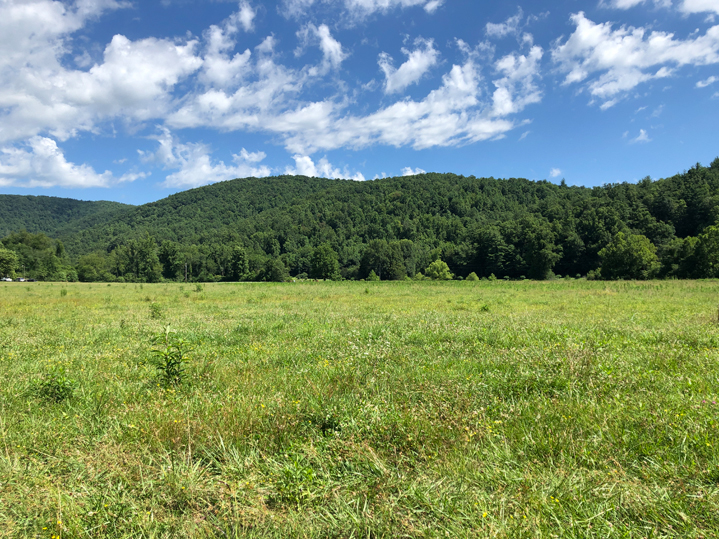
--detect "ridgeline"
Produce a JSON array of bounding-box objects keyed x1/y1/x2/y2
[{"x1": 1, "y1": 158, "x2": 718, "y2": 282}]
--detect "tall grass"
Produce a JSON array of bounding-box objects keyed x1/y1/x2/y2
[{"x1": 0, "y1": 280, "x2": 717, "y2": 537}]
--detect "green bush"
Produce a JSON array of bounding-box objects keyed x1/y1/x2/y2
[{"x1": 424, "y1": 260, "x2": 453, "y2": 280}]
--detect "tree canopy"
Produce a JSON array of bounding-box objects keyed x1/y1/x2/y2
[{"x1": 3, "y1": 158, "x2": 719, "y2": 282}]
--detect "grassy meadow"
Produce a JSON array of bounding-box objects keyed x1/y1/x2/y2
[{"x1": 0, "y1": 280, "x2": 718, "y2": 538}]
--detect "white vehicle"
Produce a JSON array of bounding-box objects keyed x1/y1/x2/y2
[{"x1": 1, "y1": 277, "x2": 12, "y2": 282}]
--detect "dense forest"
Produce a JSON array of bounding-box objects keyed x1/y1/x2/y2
[
  {"x1": 1, "y1": 158, "x2": 719, "y2": 282},
  {"x1": 0, "y1": 195, "x2": 131, "y2": 238}
]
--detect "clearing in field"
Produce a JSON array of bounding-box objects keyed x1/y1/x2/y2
[{"x1": 0, "y1": 280, "x2": 718, "y2": 537}]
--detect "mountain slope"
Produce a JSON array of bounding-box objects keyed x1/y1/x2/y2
[{"x1": 0, "y1": 195, "x2": 132, "y2": 238}]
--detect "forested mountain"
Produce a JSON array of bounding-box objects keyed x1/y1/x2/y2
[
  {"x1": 0, "y1": 195, "x2": 132, "y2": 237},
  {"x1": 1, "y1": 158, "x2": 719, "y2": 282}
]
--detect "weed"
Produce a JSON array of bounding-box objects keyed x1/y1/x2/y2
[
  {"x1": 149, "y1": 302, "x2": 164, "y2": 319},
  {"x1": 60, "y1": 288, "x2": 67, "y2": 297},
  {"x1": 150, "y1": 326, "x2": 192, "y2": 386},
  {"x1": 195, "y1": 284, "x2": 203, "y2": 293},
  {"x1": 31, "y1": 366, "x2": 75, "y2": 403}
]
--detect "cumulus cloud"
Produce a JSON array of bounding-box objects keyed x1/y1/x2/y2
[
  {"x1": 275, "y1": 60, "x2": 514, "y2": 153},
  {"x1": 237, "y1": 1, "x2": 257, "y2": 31},
  {"x1": 552, "y1": 12, "x2": 719, "y2": 108},
  {"x1": 0, "y1": 0, "x2": 544, "y2": 189},
  {"x1": 378, "y1": 38, "x2": 439, "y2": 94},
  {"x1": 285, "y1": 154, "x2": 365, "y2": 180},
  {"x1": 0, "y1": 13, "x2": 203, "y2": 143},
  {"x1": 491, "y1": 46, "x2": 544, "y2": 116},
  {"x1": 697, "y1": 75, "x2": 718, "y2": 86},
  {"x1": 0, "y1": 136, "x2": 144, "y2": 188},
  {"x1": 402, "y1": 167, "x2": 426, "y2": 176},
  {"x1": 281, "y1": 0, "x2": 443, "y2": 19},
  {"x1": 549, "y1": 168, "x2": 562, "y2": 177},
  {"x1": 680, "y1": 0, "x2": 719, "y2": 15},
  {"x1": 486, "y1": 8, "x2": 524, "y2": 38},
  {"x1": 144, "y1": 128, "x2": 271, "y2": 188},
  {"x1": 200, "y1": 6, "x2": 255, "y2": 88},
  {"x1": 629, "y1": 129, "x2": 652, "y2": 143},
  {"x1": 296, "y1": 23, "x2": 347, "y2": 75}
]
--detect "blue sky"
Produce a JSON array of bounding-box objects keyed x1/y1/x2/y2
[{"x1": 0, "y1": 0, "x2": 718, "y2": 204}]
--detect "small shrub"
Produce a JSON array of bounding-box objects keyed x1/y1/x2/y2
[
  {"x1": 195, "y1": 284, "x2": 204, "y2": 292},
  {"x1": 488, "y1": 273, "x2": 497, "y2": 281},
  {"x1": 60, "y1": 288, "x2": 67, "y2": 297},
  {"x1": 150, "y1": 326, "x2": 192, "y2": 386},
  {"x1": 32, "y1": 367, "x2": 75, "y2": 403},
  {"x1": 366, "y1": 270, "x2": 380, "y2": 282},
  {"x1": 149, "y1": 303, "x2": 164, "y2": 319},
  {"x1": 480, "y1": 304, "x2": 490, "y2": 312},
  {"x1": 424, "y1": 260, "x2": 453, "y2": 280},
  {"x1": 466, "y1": 272, "x2": 480, "y2": 281}
]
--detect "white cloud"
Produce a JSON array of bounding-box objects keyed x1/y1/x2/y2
[
  {"x1": 145, "y1": 128, "x2": 271, "y2": 188},
  {"x1": 549, "y1": 168, "x2": 561, "y2": 177},
  {"x1": 519, "y1": 130, "x2": 530, "y2": 140},
  {"x1": 697, "y1": 75, "x2": 718, "y2": 86},
  {"x1": 378, "y1": 38, "x2": 439, "y2": 94},
  {"x1": 296, "y1": 24, "x2": 347, "y2": 75},
  {"x1": 423, "y1": 0, "x2": 443, "y2": 13},
  {"x1": 491, "y1": 45, "x2": 544, "y2": 116},
  {"x1": 0, "y1": 136, "x2": 144, "y2": 188},
  {"x1": 281, "y1": 0, "x2": 443, "y2": 19},
  {"x1": 345, "y1": 0, "x2": 442, "y2": 16},
  {"x1": 275, "y1": 59, "x2": 520, "y2": 153},
  {"x1": 630, "y1": 129, "x2": 651, "y2": 143},
  {"x1": 0, "y1": 1, "x2": 544, "y2": 189},
  {"x1": 0, "y1": 20, "x2": 203, "y2": 143},
  {"x1": 237, "y1": 1, "x2": 256, "y2": 32},
  {"x1": 552, "y1": 12, "x2": 719, "y2": 108},
  {"x1": 401, "y1": 166, "x2": 426, "y2": 176},
  {"x1": 285, "y1": 154, "x2": 365, "y2": 180},
  {"x1": 680, "y1": 0, "x2": 719, "y2": 15},
  {"x1": 486, "y1": 8, "x2": 523, "y2": 38},
  {"x1": 603, "y1": 0, "x2": 675, "y2": 9},
  {"x1": 200, "y1": 7, "x2": 254, "y2": 89}
]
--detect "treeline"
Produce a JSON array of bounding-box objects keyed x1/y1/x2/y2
[{"x1": 2, "y1": 158, "x2": 719, "y2": 282}]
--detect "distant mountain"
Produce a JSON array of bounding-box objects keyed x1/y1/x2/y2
[
  {"x1": 0, "y1": 195, "x2": 132, "y2": 238},
  {"x1": 2, "y1": 158, "x2": 719, "y2": 281},
  {"x1": 56, "y1": 175, "x2": 340, "y2": 254}
]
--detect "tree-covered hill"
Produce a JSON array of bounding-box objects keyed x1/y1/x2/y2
[
  {"x1": 0, "y1": 195, "x2": 132, "y2": 238},
  {"x1": 2, "y1": 158, "x2": 719, "y2": 282}
]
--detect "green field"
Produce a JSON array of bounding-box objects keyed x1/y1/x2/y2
[{"x1": 1, "y1": 280, "x2": 718, "y2": 538}]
